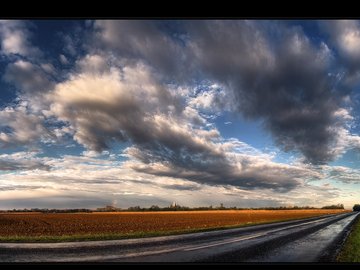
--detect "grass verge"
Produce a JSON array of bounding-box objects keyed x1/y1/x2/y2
[{"x1": 337, "y1": 214, "x2": 360, "y2": 262}]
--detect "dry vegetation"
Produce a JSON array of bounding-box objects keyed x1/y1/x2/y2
[{"x1": 0, "y1": 209, "x2": 348, "y2": 241}]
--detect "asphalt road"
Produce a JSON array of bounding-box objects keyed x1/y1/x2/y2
[{"x1": 0, "y1": 212, "x2": 358, "y2": 263}]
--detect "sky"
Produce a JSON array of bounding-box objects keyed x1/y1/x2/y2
[{"x1": 0, "y1": 20, "x2": 360, "y2": 210}]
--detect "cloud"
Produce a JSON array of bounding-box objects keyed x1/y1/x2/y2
[
  {"x1": 3, "y1": 60, "x2": 54, "y2": 95},
  {"x1": 48, "y1": 62, "x2": 183, "y2": 151},
  {"x1": 94, "y1": 20, "x2": 189, "y2": 81},
  {"x1": 0, "y1": 159, "x2": 49, "y2": 171},
  {"x1": 0, "y1": 105, "x2": 52, "y2": 147},
  {"x1": 1, "y1": 20, "x2": 360, "y2": 209},
  {"x1": 75, "y1": 54, "x2": 108, "y2": 74},
  {"x1": 0, "y1": 20, "x2": 41, "y2": 58},
  {"x1": 322, "y1": 21, "x2": 360, "y2": 66},
  {"x1": 188, "y1": 84, "x2": 233, "y2": 113},
  {"x1": 93, "y1": 20, "x2": 360, "y2": 165},
  {"x1": 323, "y1": 165, "x2": 360, "y2": 184},
  {"x1": 2, "y1": 20, "x2": 358, "y2": 167},
  {"x1": 126, "y1": 150, "x2": 319, "y2": 192},
  {"x1": 59, "y1": 54, "x2": 69, "y2": 65},
  {"x1": 0, "y1": 152, "x2": 50, "y2": 171},
  {"x1": 44, "y1": 57, "x2": 319, "y2": 191},
  {"x1": 186, "y1": 21, "x2": 353, "y2": 164},
  {"x1": 0, "y1": 153, "x2": 344, "y2": 209},
  {"x1": 161, "y1": 183, "x2": 202, "y2": 191},
  {"x1": 60, "y1": 25, "x2": 86, "y2": 57},
  {"x1": 0, "y1": 156, "x2": 346, "y2": 209},
  {"x1": 320, "y1": 20, "x2": 360, "y2": 94},
  {"x1": 0, "y1": 185, "x2": 46, "y2": 191}
]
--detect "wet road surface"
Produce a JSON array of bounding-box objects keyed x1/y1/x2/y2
[{"x1": 0, "y1": 212, "x2": 357, "y2": 262}]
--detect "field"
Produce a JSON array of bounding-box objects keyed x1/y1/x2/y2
[
  {"x1": 337, "y1": 215, "x2": 360, "y2": 262},
  {"x1": 0, "y1": 209, "x2": 348, "y2": 242}
]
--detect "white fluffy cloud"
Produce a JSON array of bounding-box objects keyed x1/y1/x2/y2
[
  {"x1": 48, "y1": 62, "x2": 181, "y2": 151},
  {"x1": 188, "y1": 84, "x2": 234, "y2": 113},
  {"x1": 327, "y1": 20, "x2": 360, "y2": 60},
  {"x1": 0, "y1": 152, "x2": 349, "y2": 209},
  {"x1": 0, "y1": 20, "x2": 41, "y2": 58},
  {"x1": 0, "y1": 105, "x2": 51, "y2": 147}
]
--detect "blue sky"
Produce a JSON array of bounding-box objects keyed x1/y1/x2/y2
[{"x1": 0, "y1": 20, "x2": 360, "y2": 209}]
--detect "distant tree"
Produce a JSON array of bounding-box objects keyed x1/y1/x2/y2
[
  {"x1": 353, "y1": 204, "x2": 360, "y2": 211},
  {"x1": 150, "y1": 205, "x2": 160, "y2": 211},
  {"x1": 321, "y1": 204, "x2": 344, "y2": 209},
  {"x1": 128, "y1": 206, "x2": 141, "y2": 211}
]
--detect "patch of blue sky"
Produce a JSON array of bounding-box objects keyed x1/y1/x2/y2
[
  {"x1": 329, "y1": 149, "x2": 360, "y2": 169},
  {"x1": 215, "y1": 112, "x2": 273, "y2": 150}
]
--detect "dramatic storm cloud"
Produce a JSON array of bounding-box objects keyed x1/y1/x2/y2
[
  {"x1": 186, "y1": 21, "x2": 354, "y2": 164},
  {"x1": 45, "y1": 58, "x2": 309, "y2": 191},
  {"x1": 0, "y1": 20, "x2": 360, "y2": 209},
  {"x1": 94, "y1": 20, "x2": 360, "y2": 164}
]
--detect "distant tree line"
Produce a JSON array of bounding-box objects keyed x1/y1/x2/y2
[
  {"x1": 321, "y1": 204, "x2": 344, "y2": 209},
  {"x1": 254, "y1": 206, "x2": 316, "y2": 210},
  {"x1": 127, "y1": 205, "x2": 190, "y2": 212},
  {"x1": 353, "y1": 204, "x2": 360, "y2": 211},
  {"x1": 122, "y1": 204, "x2": 329, "y2": 212}
]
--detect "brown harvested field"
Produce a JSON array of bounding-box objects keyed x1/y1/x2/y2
[{"x1": 0, "y1": 209, "x2": 349, "y2": 241}]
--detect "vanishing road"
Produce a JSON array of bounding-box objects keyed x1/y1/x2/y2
[{"x1": 0, "y1": 212, "x2": 358, "y2": 263}]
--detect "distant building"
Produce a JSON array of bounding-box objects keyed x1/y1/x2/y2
[{"x1": 170, "y1": 202, "x2": 177, "y2": 208}]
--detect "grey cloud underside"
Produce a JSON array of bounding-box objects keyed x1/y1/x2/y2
[
  {"x1": 3, "y1": 60, "x2": 54, "y2": 95},
  {"x1": 46, "y1": 64, "x2": 307, "y2": 191},
  {"x1": 0, "y1": 185, "x2": 46, "y2": 191},
  {"x1": 187, "y1": 21, "x2": 347, "y2": 164},
  {"x1": 326, "y1": 166, "x2": 360, "y2": 183},
  {"x1": 132, "y1": 162, "x2": 300, "y2": 192},
  {"x1": 49, "y1": 69, "x2": 183, "y2": 152},
  {"x1": 0, "y1": 159, "x2": 50, "y2": 171},
  {"x1": 94, "y1": 20, "x2": 190, "y2": 82},
  {"x1": 127, "y1": 138, "x2": 302, "y2": 192},
  {"x1": 95, "y1": 20, "x2": 353, "y2": 164},
  {"x1": 161, "y1": 184, "x2": 201, "y2": 191}
]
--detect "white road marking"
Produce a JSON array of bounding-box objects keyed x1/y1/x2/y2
[
  {"x1": 266, "y1": 219, "x2": 323, "y2": 234},
  {"x1": 183, "y1": 233, "x2": 266, "y2": 251}
]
